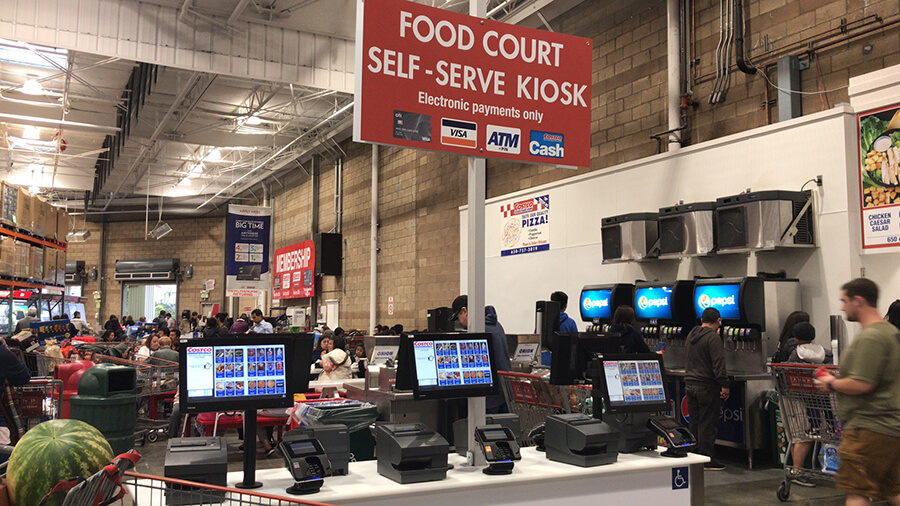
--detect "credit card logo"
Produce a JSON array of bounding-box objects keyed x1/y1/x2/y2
[
  {"x1": 529, "y1": 131, "x2": 564, "y2": 158},
  {"x1": 486, "y1": 125, "x2": 521, "y2": 154},
  {"x1": 441, "y1": 118, "x2": 477, "y2": 148}
]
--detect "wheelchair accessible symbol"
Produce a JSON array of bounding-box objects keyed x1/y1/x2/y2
[{"x1": 672, "y1": 467, "x2": 689, "y2": 490}]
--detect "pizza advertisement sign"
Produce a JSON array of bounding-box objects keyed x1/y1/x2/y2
[
  {"x1": 500, "y1": 194, "x2": 549, "y2": 257},
  {"x1": 353, "y1": 0, "x2": 592, "y2": 167}
]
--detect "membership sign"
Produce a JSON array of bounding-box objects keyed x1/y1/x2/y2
[
  {"x1": 859, "y1": 104, "x2": 900, "y2": 249},
  {"x1": 354, "y1": 0, "x2": 592, "y2": 167},
  {"x1": 273, "y1": 240, "x2": 316, "y2": 300},
  {"x1": 500, "y1": 194, "x2": 549, "y2": 256},
  {"x1": 225, "y1": 205, "x2": 271, "y2": 296}
]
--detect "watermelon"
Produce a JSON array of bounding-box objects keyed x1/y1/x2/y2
[{"x1": 7, "y1": 419, "x2": 114, "y2": 506}]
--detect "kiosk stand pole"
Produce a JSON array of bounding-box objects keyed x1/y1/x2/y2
[
  {"x1": 465, "y1": 0, "x2": 488, "y2": 470},
  {"x1": 236, "y1": 408, "x2": 263, "y2": 489}
]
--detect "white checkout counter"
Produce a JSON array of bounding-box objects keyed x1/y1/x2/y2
[{"x1": 210, "y1": 448, "x2": 708, "y2": 506}]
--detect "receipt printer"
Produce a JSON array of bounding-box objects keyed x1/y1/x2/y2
[
  {"x1": 375, "y1": 422, "x2": 449, "y2": 484},
  {"x1": 545, "y1": 413, "x2": 619, "y2": 467},
  {"x1": 285, "y1": 424, "x2": 350, "y2": 475},
  {"x1": 164, "y1": 437, "x2": 227, "y2": 505},
  {"x1": 278, "y1": 433, "x2": 331, "y2": 495},
  {"x1": 453, "y1": 413, "x2": 522, "y2": 456}
]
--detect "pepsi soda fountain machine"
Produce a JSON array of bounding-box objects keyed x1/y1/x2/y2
[
  {"x1": 580, "y1": 284, "x2": 634, "y2": 332},
  {"x1": 633, "y1": 280, "x2": 696, "y2": 370},
  {"x1": 692, "y1": 277, "x2": 800, "y2": 374}
]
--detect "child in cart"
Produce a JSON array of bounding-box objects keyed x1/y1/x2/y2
[{"x1": 786, "y1": 322, "x2": 833, "y2": 487}]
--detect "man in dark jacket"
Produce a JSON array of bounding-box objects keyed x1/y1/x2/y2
[
  {"x1": 450, "y1": 295, "x2": 511, "y2": 414},
  {"x1": 685, "y1": 307, "x2": 729, "y2": 470},
  {"x1": 551, "y1": 291, "x2": 579, "y2": 333},
  {"x1": 0, "y1": 341, "x2": 31, "y2": 455}
]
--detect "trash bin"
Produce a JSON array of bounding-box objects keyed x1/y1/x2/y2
[
  {"x1": 70, "y1": 363, "x2": 137, "y2": 455},
  {"x1": 295, "y1": 400, "x2": 378, "y2": 461}
]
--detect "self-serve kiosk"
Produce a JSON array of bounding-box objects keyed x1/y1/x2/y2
[
  {"x1": 633, "y1": 280, "x2": 696, "y2": 371},
  {"x1": 693, "y1": 277, "x2": 800, "y2": 374},
  {"x1": 580, "y1": 284, "x2": 634, "y2": 333}
]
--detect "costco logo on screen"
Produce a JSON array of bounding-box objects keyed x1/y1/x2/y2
[
  {"x1": 441, "y1": 118, "x2": 477, "y2": 148},
  {"x1": 486, "y1": 125, "x2": 521, "y2": 154},
  {"x1": 529, "y1": 131, "x2": 564, "y2": 158}
]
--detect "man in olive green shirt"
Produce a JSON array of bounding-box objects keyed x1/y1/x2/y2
[{"x1": 817, "y1": 278, "x2": 900, "y2": 506}]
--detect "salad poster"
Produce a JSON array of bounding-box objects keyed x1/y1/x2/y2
[{"x1": 859, "y1": 104, "x2": 900, "y2": 249}]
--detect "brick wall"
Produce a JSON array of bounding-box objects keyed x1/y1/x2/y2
[
  {"x1": 66, "y1": 0, "x2": 900, "y2": 332},
  {"x1": 67, "y1": 217, "x2": 224, "y2": 330}
]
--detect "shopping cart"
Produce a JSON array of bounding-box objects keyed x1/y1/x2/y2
[
  {"x1": 90, "y1": 354, "x2": 179, "y2": 445},
  {"x1": 22, "y1": 351, "x2": 70, "y2": 378},
  {"x1": 770, "y1": 363, "x2": 842, "y2": 502},
  {"x1": 5, "y1": 378, "x2": 63, "y2": 437},
  {"x1": 497, "y1": 371, "x2": 593, "y2": 445},
  {"x1": 122, "y1": 472, "x2": 340, "y2": 506}
]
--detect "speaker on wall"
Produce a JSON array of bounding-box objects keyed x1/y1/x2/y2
[{"x1": 315, "y1": 232, "x2": 342, "y2": 276}]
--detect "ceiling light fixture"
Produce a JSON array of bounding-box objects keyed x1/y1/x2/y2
[
  {"x1": 178, "y1": 177, "x2": 192, "y2": 187},
  {"x1": 22, "y1": 125, "x2": 40, "y2": 140},
  {"x1": 20, "y1": 79, "x2": 44, "y2": 95},
  {"x1": 150, "y1": 222, "x2": 173, "y2": 240},
  {"x1": 66, "y1": 230, "x2": 92, "y2": 243},
  {"x1": 205, "y1": 148, "x2": 221, "y2": 161},
  {"x1": 244, "y1": 114, "x2": 262, "y2": 126}
]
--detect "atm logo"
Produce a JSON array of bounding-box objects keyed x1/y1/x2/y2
[
  {"x1": 638, "y1": 296, "x2": 669, "y2": 311},
  {"x1": 486, "y1": 125, "x2": 521, "y2": 154},
  {"x1": 582, "y1": 297, "x2": 609, "y2": 311},
  {"x1": 441, "y1": 118, "x2": 477, "y2": 148},
  {"x1": 529, "y1": 131, "x2": 564, "y2": 158},
  {"x1": 697, "y1": 294, "x2": 736, "y2": 310}
]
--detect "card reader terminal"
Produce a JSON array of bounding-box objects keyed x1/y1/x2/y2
[
  {"x1": 474, "y1": 425, "x2": 521, "y2": 475},
  {"x1": 647, "y1": 415, "x2": 696, "y2": 458},
  {"x1": 278, "y1": 434, "x2": 331, "y2": 495}
]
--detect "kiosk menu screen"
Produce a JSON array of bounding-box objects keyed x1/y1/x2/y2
[
  {"x1": 408, "y1": 333, "x2": 500, "y2": 400},
  {"x1": 694, "y1": 284, "x2": 741, "y2": 319},
  {"x1": 185, "y1": 343, "x2": 286, "y2": 399},
  {"x1": 635, "y1": 286, "x2": 673, "y2": 320},
  {"x1": 580, "y1": 289, "x2": 613, "y2": 320},
  {"x1": 602, "y1": 357, "x2": 667, "y2": 411}
]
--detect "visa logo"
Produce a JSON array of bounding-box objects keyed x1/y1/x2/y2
[
  {"x1": 441, "y1": 118, "x2": 477, "y2": 149},
  {"x1": 529, "y1": 130, "x2": 564, "y2": 158},
  {"x1": 486, "y1": 125, "x2": 521, "y2": 154}
]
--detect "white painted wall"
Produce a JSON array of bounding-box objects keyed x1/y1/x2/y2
[{"x1": 462, "y1": 106, "x2": 870, "y2": 341}]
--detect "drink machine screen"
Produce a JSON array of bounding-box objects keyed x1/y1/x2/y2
[
  {"x1": 580, "y1": 289, "x2": 613, "y2": 321},
  {"x1": 694, "y1": 284, "x2": 741, "y2": 320},
  {"x1": 634, "y1": 287, "x2": 673, "y2": 320}
]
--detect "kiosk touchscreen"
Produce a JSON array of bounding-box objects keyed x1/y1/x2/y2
[
  {"x1": 178, "y1": 334, "x2": 313, "y2": 489},
  {"x1": 407, "y1": 333, "x2": 499, "y2": 401},
  {"x1": 597, "y1": 354, "x2": 668, "y2": 414},
  {"x1": 179, "y1": 334, "x2": 313, "y2": 413}
]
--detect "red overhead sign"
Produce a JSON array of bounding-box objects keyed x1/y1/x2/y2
[
  {"x1": 272, "y1": 240, "x2": 315, "y2": 300},
  {"x1": 353, "y1": 0, "x2": 592, "y2": 168}
]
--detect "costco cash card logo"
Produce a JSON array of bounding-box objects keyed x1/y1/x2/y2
[
  {"x1": 529, "y1": 131, "x2": 564, "y2": 158},
  {"x1": 441, "y1": 118, "x2": 477, "y2": 148},
  {"x1": 486, "y1": 125, "x2": 521, "y2": 154}
]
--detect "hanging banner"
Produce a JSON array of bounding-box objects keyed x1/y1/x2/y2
[
  {"x1": 500, "y1": 194, "x2": 549, "y2": 256},
  {"x1": 859, "y1": 104, "x2": 900, "y2": 249},
  {"x1": 353, "y1": 0, "x2": 592, "y2": 168},
  {"x1": 225, "y1": 205, "x2": 271, "y2": 296},
  {"x1": 273, "y1": 240, "x2": 316, "y2": 300}
]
